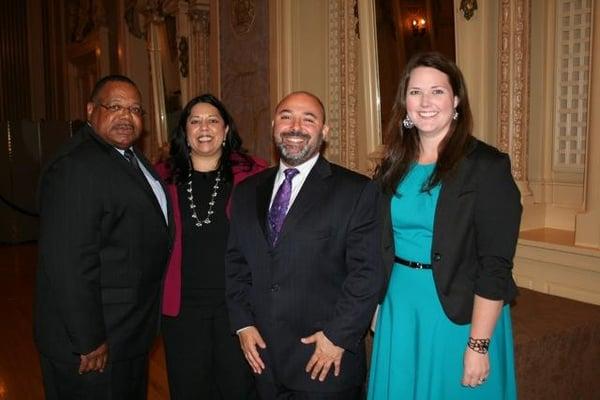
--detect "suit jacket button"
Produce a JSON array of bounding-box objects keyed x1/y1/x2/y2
[
  {"x1": 433, "y1": 253, "x2": 442, "y2": 262},
  {"x1": 270, "y1": 284, "x2": 280, "y2": 292}
]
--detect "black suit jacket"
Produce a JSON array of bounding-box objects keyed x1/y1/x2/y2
[
  {"x1": 380, "y1": 139, "x2": 521, "y2": 324},
  {"x1": 226, "y1": 156, "x2": 383, "y2": 392},
  {"x1": 34, "y1": 124, "x2": 173, "y2": 363}
]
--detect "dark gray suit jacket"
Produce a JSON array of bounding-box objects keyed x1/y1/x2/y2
[
  {"x1": 380, "y1": 139, "x2": 521, "y2": 324},
  {"x1": 226, "y1": 156, "x2": 384, "y2": 392},
  {"x1": 34, "y1": 124, "x2": 173, "y2": 363}
]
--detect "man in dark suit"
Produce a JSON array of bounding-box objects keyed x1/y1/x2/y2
[
  {"x1": 34, "y1": 75, "x2": 173, "y2": 399},
  {"x1": 225, "y1": 91, "x2": 383, "y2": 399}
]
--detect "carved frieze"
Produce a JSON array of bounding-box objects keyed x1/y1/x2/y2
[
  {"x1": 231, "y1": 0, "x2": 256, "y2": 36},
  {"x1": 189, "y1": 4, "x2": 210, "y2": 35}
]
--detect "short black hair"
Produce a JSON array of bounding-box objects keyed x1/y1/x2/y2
[{"x1": 89, "y1": 75, "x2": 139, "y2": 102}]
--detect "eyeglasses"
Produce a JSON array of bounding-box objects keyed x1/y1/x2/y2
[{"x1": 97, "y1": 103, "x2": 146, "y2": 116}]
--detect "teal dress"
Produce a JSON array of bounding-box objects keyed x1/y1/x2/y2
[{"x1": 367, "y1": 164, "x2": 517, "y2": 400}]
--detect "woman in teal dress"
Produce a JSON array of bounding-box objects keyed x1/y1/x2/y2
[{"x1": 368, "y1": 52, "x2": 520, "y2": 399}]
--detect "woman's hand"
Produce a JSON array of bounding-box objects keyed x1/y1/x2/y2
[{"x1": 462, "y1": 347, "x2": 490, "y2": 387}]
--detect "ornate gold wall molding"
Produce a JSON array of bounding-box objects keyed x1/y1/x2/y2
[
  {"x1": 498, "y1": 0, "x2": 530, "y2": 183},
  {"x1": 327, "y1": 0, "x2": 359, "y2": 170}
]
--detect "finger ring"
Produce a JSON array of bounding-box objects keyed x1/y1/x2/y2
[{"x1": 478, "y1": 378, "x2": 485, "y2": 384}]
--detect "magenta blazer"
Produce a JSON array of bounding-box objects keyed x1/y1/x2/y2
[{"x1": 155, "y1": 153, "x2": 268, "y2": 316}]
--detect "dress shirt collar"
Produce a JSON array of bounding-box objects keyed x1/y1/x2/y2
[{"x1": 276, "y1": 153, "x2": 320, "y2": 177}]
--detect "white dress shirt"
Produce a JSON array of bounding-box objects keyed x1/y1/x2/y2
[{"x1": 269, "y1": 153, "x2": 320, "y2": 212}]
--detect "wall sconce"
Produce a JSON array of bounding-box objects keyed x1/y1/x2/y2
[
  {"x1": 460, "y1": 0, "x2": 478, "y2": 20},
  {"x1": 411, "y1": 18, "x2": 427, "y2": 37}
]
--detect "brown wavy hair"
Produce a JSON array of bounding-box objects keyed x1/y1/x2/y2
[{"x1": 375, "y1": 52, "x2": 474, "y2": 194}]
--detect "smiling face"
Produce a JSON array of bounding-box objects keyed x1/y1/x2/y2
[
  {"x1": 86, "y1": 81, "x2": 143, "y2": 149},
  {"x1": 272, "y1": 92, "x2": 329, "y2": 166},
  {"x1": 405, "y1": 66, "x2": 459, "y2": 140},
  {"x1": 185, "y1": 102, "x2": 229, "y2": 161}
]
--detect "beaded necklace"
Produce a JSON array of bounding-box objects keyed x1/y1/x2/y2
[{"x1": 186, "y1": 169, "x2": 221, "y2": 227}]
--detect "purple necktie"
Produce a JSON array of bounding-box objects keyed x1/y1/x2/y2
[{"x1": 268, "y1": 168, "x2": 299, "y2": 245}]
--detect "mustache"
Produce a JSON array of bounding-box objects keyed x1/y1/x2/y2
[
  {"x1": 113, "y1": 122, "x2": 134, "y2": 130},
  {"x1": 280, "y1": 130, "x2": 310, "y2": 140}
]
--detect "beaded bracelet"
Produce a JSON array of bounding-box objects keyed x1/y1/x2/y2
[{"x1": 467, "y1": 337, "x2": 490, "y2": 354}]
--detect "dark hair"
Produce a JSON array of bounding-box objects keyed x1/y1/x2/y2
[
  {"x1": 90, "y1": 75, "x2": 139, "y2": 102},
  {"x1": 375, "y1": 52, "x2": 474, "y2": 195},
  {"x1": 167, "y1": 93, "x2": 253, "y2": 184}
]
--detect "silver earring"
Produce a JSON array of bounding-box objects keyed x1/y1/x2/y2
[
  {"x1": 453, "y1": 110, "x2": 459, "y2": 120},
  {"x1": 222, "y1": 140, "x2": 226, "y2": 147},
  {"x1": 402, "y1": 115, "x2": 414, "y2": 129}
]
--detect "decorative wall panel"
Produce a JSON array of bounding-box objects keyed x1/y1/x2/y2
[
  {"x1": 553, "y1": 0, "x2": 592, "y2": 172},
  {"x1": 220, "y1": 0, "x2": 271, "y2": 161}
]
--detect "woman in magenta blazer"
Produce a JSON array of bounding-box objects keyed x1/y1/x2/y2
[{"x1": 155, "y1": 94, "x2": 267, "y2": 399}]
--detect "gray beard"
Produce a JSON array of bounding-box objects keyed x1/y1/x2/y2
[{"x1": 276, "y1": 134, "x2": 323, "y2": 166}]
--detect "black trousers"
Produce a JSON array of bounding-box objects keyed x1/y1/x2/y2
[
  {"x1": 39, "y1": 352, "x2": 149, "y2": 400},
  {"x1": 255, "y1": 379, "x2": 363, "y2": 400},
  {"x1": 162, "y1": 300, "x2": 256, "y2": 400}
]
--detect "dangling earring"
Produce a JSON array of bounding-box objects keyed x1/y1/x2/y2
[
  {"x1": 453, "y1": 109, "x2": 459, "y2": 120},
  {"x1": 222, "y1": 140, "x2": 226, "y2": 147},
  {"x1": 402, "y1": 115, "x2": 414, "y2": 129}
]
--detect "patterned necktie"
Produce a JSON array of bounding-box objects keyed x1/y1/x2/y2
[
  {"x1": 268, "y1": 168, "x2": 299, "y2": 245},
  {"x1": 124, "y1": 148, "x2": 144, "y2": 176}
]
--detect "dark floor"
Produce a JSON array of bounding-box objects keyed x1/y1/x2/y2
[{"x1": 0, "y1": 244, "x2": 169, "y2": 400}]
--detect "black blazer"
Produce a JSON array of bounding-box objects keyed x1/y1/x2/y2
[
  {"x1": 34, "y1": 125, "x2": 174, "y2": 363},
  {"x1": 380, "y1": 139, "x2": 521, "y2": 324},
  {"x1": 226, "y1": 156, "x2": 384, "y2": 392}
]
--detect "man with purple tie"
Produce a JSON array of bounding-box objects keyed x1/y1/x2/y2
[{"x1": 225, "y1": 91, "x2": 384, "y2": 399}]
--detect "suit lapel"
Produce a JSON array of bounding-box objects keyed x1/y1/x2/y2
[
  {"x1": 256, "y1": 167, "x2": 277, "y2": 241},
  {"x1": 86, "y1": 126, "x2": 169, "y2": 229},
  {"x1": 433, "y1": 143, "x2": 476, "y2": 242},
  {"x1": 275, "y1": 157, "x2": 331, "y2": 245},
  {"x1": 108, "y1": 148, "x2": 166, "y2": 223}
]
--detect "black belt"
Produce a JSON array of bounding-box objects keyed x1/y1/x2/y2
[{"x1": 394, "y1": 256, "x2": 432, "y2": 269}]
